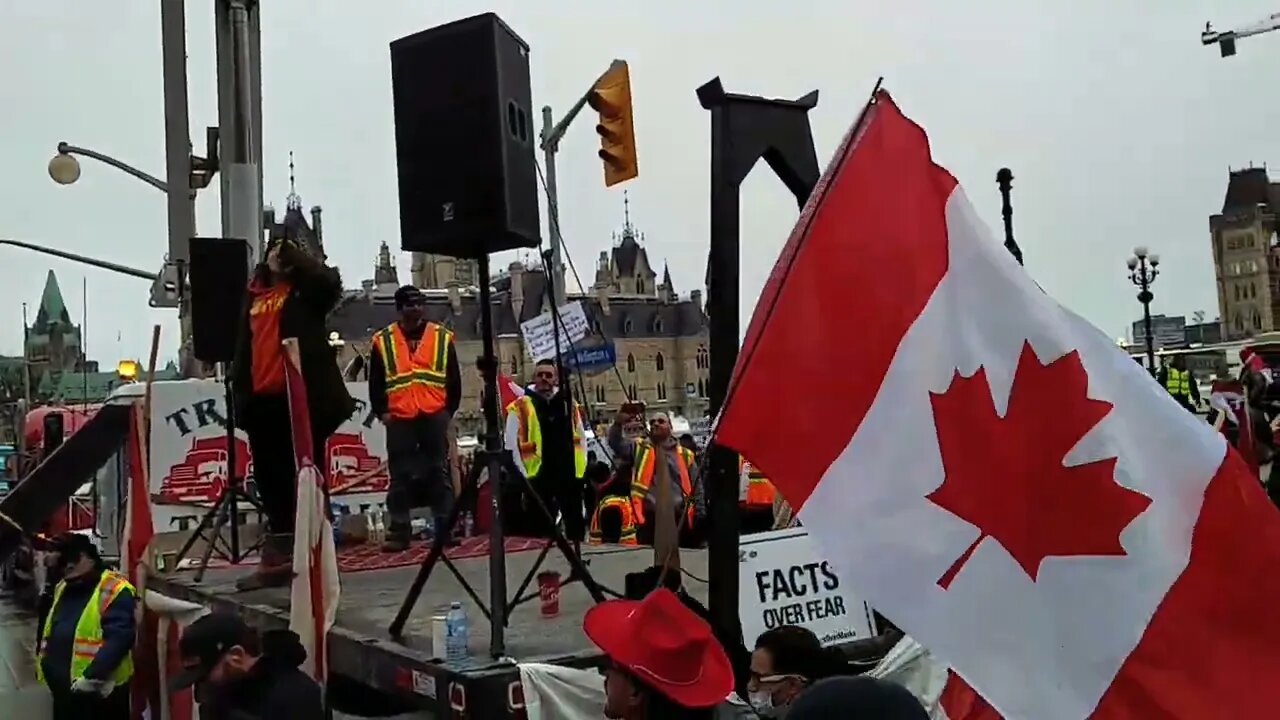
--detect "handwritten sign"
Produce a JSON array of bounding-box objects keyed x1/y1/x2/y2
[
  {"x1": 520, "y1": 301, "x2": 590, "y2": 361},
  {"x1": 739, "y1": 528, "x2": 876, "y2": 646}
]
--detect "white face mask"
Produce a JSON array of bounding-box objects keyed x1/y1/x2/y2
[{"x1": 749, "y1": 690, "x2": 775, "y2": 714}]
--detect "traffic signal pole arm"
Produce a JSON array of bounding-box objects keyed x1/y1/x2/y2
[
  {"x1": 539, "y1": 59, "x2": 630, "y2": 306},
  {"x1": 0, "y1": 238, "x2": 154, "y2": 280},
  {"x1": 1203, "y1": 12, "x2": 1280, "y2": 56}
]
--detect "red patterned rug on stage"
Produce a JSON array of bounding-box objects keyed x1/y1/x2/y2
[
  {"x1": 180, "y1": 536, "x2": 550, "y2": 574},
  {"x1": 336, "y1": 535, "x2": 549, "y2": 573}
]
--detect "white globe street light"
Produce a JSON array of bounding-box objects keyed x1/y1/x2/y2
[{"x1": 48, "y1": 149, "x2": 81, "y2": 185}]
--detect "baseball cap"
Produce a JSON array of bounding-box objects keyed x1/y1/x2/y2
[{"x1": 169, "y1": 612, "x2": 257, "y2": 692}]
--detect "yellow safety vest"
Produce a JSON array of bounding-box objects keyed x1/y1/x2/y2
[
  {"x1": 631, "y1": 442, "x2": 696, "y2": 527},
  {"x1": 373, "y1": 321, "x2": 454, "y2": 419},
  {"x1": 588, "y1": 496, "x2": 638, "y2": 545},
  {"x1": 1166, "y1": 367, "x2": 1192, "y2": 398},
  {"x1": 36, "y1": 570, "x2": 135, "y2": 686},
  {"x1": 508, "y1": 395, "x2": 587, "y2": 479}
]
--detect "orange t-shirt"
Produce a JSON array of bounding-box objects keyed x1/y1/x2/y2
[{"x1": 249, "y1": 282, "x2": 292, "y2": 394}]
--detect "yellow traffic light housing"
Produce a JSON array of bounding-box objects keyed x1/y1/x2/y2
[{"x1": 588, "y1": 61, "x2": 638, "y2": 188}]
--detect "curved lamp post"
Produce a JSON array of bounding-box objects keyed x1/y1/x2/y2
[
  {"x1": 1127, "y1": 246, "x2": 1160, "y2": 375},
  {"x1": 48, "y1": 142, "x2": 170, "y2": 193}
]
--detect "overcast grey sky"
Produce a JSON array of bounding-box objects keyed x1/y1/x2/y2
[{"x1": 0, "y1": 2, "x2": 1272, "y2": 364}]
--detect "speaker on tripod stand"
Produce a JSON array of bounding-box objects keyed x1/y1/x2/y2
[
  {"x1": 172, "y1": 237, "x2": 262, "y2": 578},
  {"x1": 387, "y1": 13, "x2": 611, "y2": 656}
]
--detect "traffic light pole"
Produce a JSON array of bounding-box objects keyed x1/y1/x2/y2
[
  {"x1": 539, "y1": 59, "x2": 628, "y2": 307},
  {"x1": 540, "y1": 106, "x2": 570, "y2": 308}
]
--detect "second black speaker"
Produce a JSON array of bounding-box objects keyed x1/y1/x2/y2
[
  {"x1": 390, "y1": 13, "x2": 541, "y2": 259},
  {"x1": 189, "y1": 236, "x2": 251, "y2": 365}
]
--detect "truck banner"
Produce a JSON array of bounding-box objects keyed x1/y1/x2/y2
[
  {"x1": 738, "y1": 527, "x2": 877, "y2": 647},
  {"x1": 148, "y1": 380, "x2": 389, "y2": 527}
]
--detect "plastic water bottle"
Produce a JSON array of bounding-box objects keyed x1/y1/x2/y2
[
  {"x1": 373, "y1": 505, "x2": 386, "y2": 544},
  {"x1": 462, "y1": 511, "x2": 475, "y2": 538},
  {"x1": 445, "y1": 602, "x2": 469, "y2": 661},
  {"x1": 365, "y1": 507, "x2": 377, "y2": 544}
]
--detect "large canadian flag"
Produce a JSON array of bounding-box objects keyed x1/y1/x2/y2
[{"x1": 716, "y1": 91, "x2": 1280, "y2": 718}]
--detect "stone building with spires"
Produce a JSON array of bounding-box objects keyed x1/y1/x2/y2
[{"x1": 327, "y1": 213, "x2": 710, "y2": 434}]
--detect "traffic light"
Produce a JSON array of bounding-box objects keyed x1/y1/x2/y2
[{"x1": 588, "y1": 61, "x2": 638, "y2": 188}]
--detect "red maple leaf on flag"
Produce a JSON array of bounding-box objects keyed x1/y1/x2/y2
[{"x1": 927, "y1": 341, "x2": 1152, "y2": 589}]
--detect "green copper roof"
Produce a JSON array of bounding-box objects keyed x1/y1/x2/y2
[{"x1": 33, "y1": 270, "x2": 72, "y2": 330}]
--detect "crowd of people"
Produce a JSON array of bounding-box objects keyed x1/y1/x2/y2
[
  {"x1": 25, "y1": 240, "x2": 925, "y2": 718},
  {"x1": 584, "y1": 572, "x2": 930, "y2": 719},
  {"x1": 33, "y1": 531, "x2": 326, "y2": 720}
]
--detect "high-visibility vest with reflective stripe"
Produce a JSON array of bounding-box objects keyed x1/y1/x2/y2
[
  {"x1": 744, "y1": 467, "x2": 777, "y2": 509},
  {"x1": 1166, "y1": 367, "x2": 1192, "y2": 398},
  {"x1": 631, "y1": 442, "x2": 696, "y2": 528},
  {"x1": 588, "y1": 496, "x2": 638, "y2": 545},
  {"x1": 508, "y1": 394, "x2": 587, "y2": 479},
  {"x1": 374, "y1": 321, "x2": 453, "y2": 418},
  {"x1": 36, "y1": 570, "x2": 135, "y2": 686}
]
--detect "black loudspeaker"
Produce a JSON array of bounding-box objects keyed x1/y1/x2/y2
[
  {"x1": 390, "y1": 13, "x2": 541, "y2": 258},
  {"x1": 189, "y1": 237, "x2": 251, "y2": 364}
]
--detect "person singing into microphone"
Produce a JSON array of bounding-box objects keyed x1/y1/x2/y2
[{"x1": 232, "y1": 237, "x2": 355, "y2": 591}]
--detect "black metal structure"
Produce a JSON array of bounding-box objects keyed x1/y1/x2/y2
[
  {"x1": 171, "y1": 371, "x2": 262, "y2": 581},
  {"x1": 388, "y1": 252, "x2": 609, "y2": 654},
  {"x1": 696, "y1": 77, "x2": 822, "y2": 646},
  {"x1": 996, "y1": 168, "x2": 1024, "y2": 266},
  {"x1": 1129, "y1": 251, "x2": 1160, "y2": 374}
]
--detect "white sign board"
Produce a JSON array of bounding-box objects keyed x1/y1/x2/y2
[
  {"x1": 147, "y1": 379, "x2": 388, "y2": 528},
  {"x1": 739, "y1": 527, "x2": 876, "y2": 646},
  {"x1": 520, "y1": 301, "x2": 590, "y2": 360}
]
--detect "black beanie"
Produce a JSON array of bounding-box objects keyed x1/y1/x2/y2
[{"x1": 787, "y1": 676, "x2": 930, "y2": 720}]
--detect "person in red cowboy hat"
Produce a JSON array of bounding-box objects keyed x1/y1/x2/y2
[{"x1": 584, "y1": 588, "x2": 735, "y2": 719}]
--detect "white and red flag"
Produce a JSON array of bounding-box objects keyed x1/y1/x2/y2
[
  {"x1": 716, "y1": 91, "x2": 1280, "y2": 718},
  {"x1": 499, "y1": 372, "x2": 525, "y2": 413},
  {"x1": 283, "y1": 339, "x2": 341, "y2": 684}
]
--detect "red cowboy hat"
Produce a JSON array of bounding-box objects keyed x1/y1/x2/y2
[{"x1": 583, "y1": 588, "x2": 734, "y2": 709}]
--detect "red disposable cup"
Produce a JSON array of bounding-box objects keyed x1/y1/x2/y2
[{"x1": 537, "y1": 571, "x2": 561, "y2": 617}]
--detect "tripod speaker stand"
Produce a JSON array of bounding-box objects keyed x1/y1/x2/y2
[
  {"x1": 173, "y1": 236, "x2": 262, "y2": 582},
  {"x1": 170, "y1": 369, "x2": 264, "y2": 582},
  {"x1": 388, "y1": 252, "x2": 613, "y2": 654}
]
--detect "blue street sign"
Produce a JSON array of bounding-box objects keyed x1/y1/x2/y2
[{"x1": 565, "y1": 341, "x2": 617, "y2": 375}]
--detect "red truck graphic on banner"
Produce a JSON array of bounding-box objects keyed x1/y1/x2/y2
[
  {"x1": 159, "y1": 432, "x2": 385, "y2": 503},
  {"x1": 158, "y1": 435, "x2": 252, "y2": 504},
  {"x1": 326, "y1": 432, "x2": 389, "y2": 494}
]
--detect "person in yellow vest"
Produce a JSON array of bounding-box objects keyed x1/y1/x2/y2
[
  {"x1": 739, "y1": 458, "x2": 779, "y2": 535},
  {"x1": 607, "y1": 408, "x2": 702, "y2": 546},
  {"x1": 588, "y1": 495, "x2": 639, "y2": 545},
  {"x1": 1157, "y1": 355, "x2": 1200, "y2": 413},
  {"x1": 370, "y1": 285, "x2": 462, "y2": 551},
  {"x1": 36, "y1": 533, "x2": 135, "y2": 720},
  {"x1": 504, "y1": 358, "x2": 589, "y2": 540}
]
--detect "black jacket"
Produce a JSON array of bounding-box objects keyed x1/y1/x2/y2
[
  {"x1": 231, "y1": 254, "x2": 356, "y2": 441},
  {"x1": 195, "y1": 630, "x2": 324, "y2": 720},
  {"x1": 367, "y1": 322, "x2": 461, "y2": 418}
]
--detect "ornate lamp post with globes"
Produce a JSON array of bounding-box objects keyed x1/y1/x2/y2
[{"x1": 1127, "y1": 246, "x2": 1160, "y2": 375}]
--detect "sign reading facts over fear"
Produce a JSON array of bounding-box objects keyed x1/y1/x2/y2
[{"x1": 738, "y1": 528, "x2": 877, "y2": 647}]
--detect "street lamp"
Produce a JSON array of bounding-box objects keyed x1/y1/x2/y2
[
  {"x1": 47, "y1": 142, "x2": 171, "y2": 193},
  {"x1": 47, "y1": 150, "x2": 80, "y2": 186},
  {"x1": 1127, "y1": 246, "x2": 1160, "y2": 374}
]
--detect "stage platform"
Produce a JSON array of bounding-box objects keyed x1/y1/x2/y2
[{"x1": 149, "y1": 541, "x2": 709, "y2": 717}]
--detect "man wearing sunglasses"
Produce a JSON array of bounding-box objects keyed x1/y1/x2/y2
[
  {"x1": 608, "y1": 407, "x2": 702, "y2": 546},
  {"x1": 504, "y1": 358, "x2": 590, "y2": 540}
]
